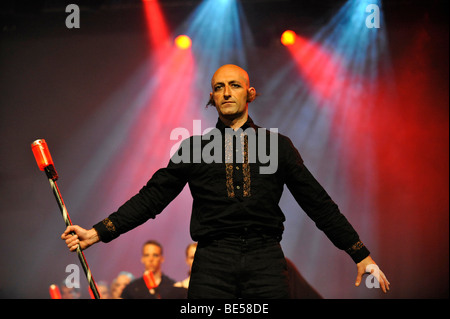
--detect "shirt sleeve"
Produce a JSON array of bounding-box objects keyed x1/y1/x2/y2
[
  {"x1": 93, "y1": 158, "x2": 190, "y2": 243},
  {"x1": 281, "y1": 136, "x2": 370, "y2": 263}
]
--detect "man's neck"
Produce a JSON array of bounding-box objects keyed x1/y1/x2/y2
[
  {"x1": 219, "y1": 112, "x2": 249, "y2": 130},
  {"x1": 152, "y1": 270, "x2": 162, "y2": 285}
]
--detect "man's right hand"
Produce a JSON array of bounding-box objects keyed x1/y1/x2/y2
[{"x1": 61, "y1": 225, "x2": 100, "y2": 251}]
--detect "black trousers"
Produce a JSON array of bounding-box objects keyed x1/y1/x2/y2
[{"x1": 188, "y1": 233, "x2": 290, "y2": 299}]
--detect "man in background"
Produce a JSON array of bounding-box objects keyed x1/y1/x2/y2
[
  {"x1": 174, "y1": 242, "x2": 198, "y2": 289},
  {"x1": 121, "y1": 240, "x2": 187, "y2": 299}
]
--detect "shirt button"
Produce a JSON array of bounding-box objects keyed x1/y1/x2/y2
[
  {"x1": 236, "y1": 166, "x2": 239, "y2": 170},
  {"x1": 236, "y1": 185, "x2": 240, "y2": 190}
]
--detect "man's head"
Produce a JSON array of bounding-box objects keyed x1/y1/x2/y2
[
  {"x1": 60, "y1": 284, "x2": 81, "y2": 299},
  {"x1": 185, "y1": 242, "x2": 197, "y2": 275},
  {"x1": 141, "y1": 240, "x2": 164, "y2": 275},
  {"x1": 110, "y1": 271, "x2": 134, "y2": 299},
  {"x1": 208, "y1": 64, "x2": 256, "y2": 122}
]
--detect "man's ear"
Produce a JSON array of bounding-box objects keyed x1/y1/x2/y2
[
  {"x1": 247, "y1": 87, "x2": 256, "y2": 103},
  {"x1": 207, "y1": 92, "x2": 216, "y2": 107}
]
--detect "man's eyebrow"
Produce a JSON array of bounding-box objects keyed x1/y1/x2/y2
[{"x1": 213, "y1": 80, "x2": 243, "y2": 86}]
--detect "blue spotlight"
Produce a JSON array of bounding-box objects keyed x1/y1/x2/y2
[
  {"x1": 259, "y1": 1, "x2": 392, "y2": 293},
  {"x1": 177, "y1": 0, "x2": 253, "y2": 73},
  {"x1": 316, "y1": 0, "x2": 389, "y2": 88}
]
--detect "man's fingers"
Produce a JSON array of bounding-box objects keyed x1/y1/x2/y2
[
  {"x1": 380, "y1": 271, "x2": 390, "y2": 293},
  {"x1": 61, "y1": 226, "x2": 73, "y2": 238},
  {"x1": 355, "y1": 271, "x2": 363, "y2": 287},
  {"x1": 375, "y1": 269, "x2": 390, "y2": 293},
  {"x1": 64, "y1": 234, "x2": 79, "y2": 250},
  {"x1": 65, "y1": 234, "x2": 78, "y2": 244},
  {"x1": 382, "y1": 271, "x2": 391, "y2": 286},
  {"x1": 68, "y1": 239, "x2": 79, "y2": 251},
  {"x1": 60, "y1": 226, "x2": 80, "y2": 251},
  {"x1": 356, "y1": 268, "x2": 391, "y2": 293}
]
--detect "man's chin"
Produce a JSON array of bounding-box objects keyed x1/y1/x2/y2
[{"x1": 220, "y1": 110, "x2": 243, "y2": 118}]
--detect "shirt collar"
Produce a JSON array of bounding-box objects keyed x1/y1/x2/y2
[{"x1": 215, "y1": 116, "x2": 257, "y2": 133}]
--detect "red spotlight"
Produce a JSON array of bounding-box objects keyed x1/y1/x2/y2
[
  {"x1": 175, "y1": 35, "x2": 192, "y2": 50},
  {"x1": 142, "y1": 0, "x2": 169, "y2": 48},
  {"x1": 281, "y1": 30, "x2": 296, "y2": 46}
]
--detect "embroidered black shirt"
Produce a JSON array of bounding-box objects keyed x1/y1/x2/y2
[{"x1": 93, "y1": 117, "x2": 370, "y2": 263}]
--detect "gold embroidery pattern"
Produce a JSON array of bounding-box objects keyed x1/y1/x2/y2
[
  {"x1": 102, "y1": 218, "x2": 116, "y2": 233},
  {"x1": 224, "y1": 131, "x2": 251, "y2": 198},
  {"x1": 242, "y1": 134, "x2": 251, "y2": 197},
  {"x1": 225, "y1": 133, "x2": 235, "y2": 198},
  {"x1": 225, "y1": 163, "x2": 235, "y2": 198},
  {"x1": 346, "y1": 240, "x2": 365, "y2": 255}
]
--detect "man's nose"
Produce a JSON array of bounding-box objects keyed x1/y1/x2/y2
[{"x1": 223, "y1": 85, "x2": 231, "y2": 98}]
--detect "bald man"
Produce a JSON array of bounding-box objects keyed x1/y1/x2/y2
[
  {"x1": 62, "y1": 64, "x2": 389, "y2": 298},
  {"x1": 207, "y1": 64, "x2": 256, "y2": 129}
]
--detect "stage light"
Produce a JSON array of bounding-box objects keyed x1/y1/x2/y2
[
  {"x1": 284, "y1": 0, "x2": 388, "y2": 103},
  {"x1": 180, "y1": 0, "x2": 251, "y2": 71},
  {"x1": 175, "y1": 35, "x2": 192, "y2": 50},
  {"x1": 142, "y1": 0, "x2": 169, "y2": 48},
  {"x1": 269, "y1": 1, "x2": 389, "y2": 279},
  {"x1": 281, "y1": 30, "x2": 296, "y2": 46}
]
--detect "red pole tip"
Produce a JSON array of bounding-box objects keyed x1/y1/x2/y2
[
  {"x1": 49, "y1": 284, "x2": 62, "y2": 299},
  {"x1": 31, "y1": 139, "x2": 54, "y2": 171},
  {"x1": 143, "y1": 270, "x2": 157, "y2": 289}
]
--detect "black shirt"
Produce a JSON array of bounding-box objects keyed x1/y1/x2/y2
[
  {"x1": 120, "y1": 274, "x2": 187, "y2": 299},
  {"x1": 93, "y1": 117, "x2": 370, "y2": 263}
]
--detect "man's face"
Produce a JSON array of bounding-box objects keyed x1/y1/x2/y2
[
  {"x1": 61, "y1": 286, "x2": 80, "y2": 299},
  {"x1": 186, "y1": 245, "x2": 197, "y2": 271},
  {"x1": 110, "y1": 274, "x2": 132, "y2": 298},
  {"x1": 141, "y1": 244, "x2": 164, "y2": 274},
  {"x1": 210, "y1": 65, "x2": 255, "y2": 120}
]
